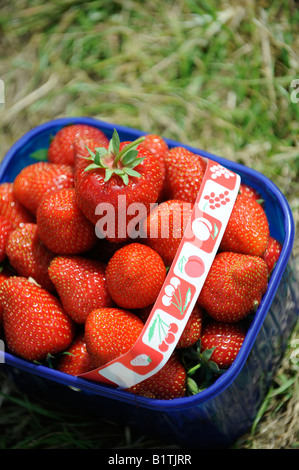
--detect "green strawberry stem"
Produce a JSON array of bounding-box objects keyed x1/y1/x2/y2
[
  {"x1": 112, "y1": 136, "x2": 145, "y2": 167},
  {"x1": 84, "y1": 129, "x2": 146, "y2": 185}
]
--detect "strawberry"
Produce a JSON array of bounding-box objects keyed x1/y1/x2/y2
[
  {"x1": 140, "y1": 134, "x2": 168, "y2": 164},
  {"x1": 163, "y1": 147, "x2": 207, "y2": 203},
  {"x1": 200, "y1": 320, "x2": 246, "y2": 369},
  {"x1": 105, "y1": 243, "x2": 166, "y2": 309},
  {"x1": 73, "y1": 129, "x2": 164, "y2": 242},
  {"x1": 0, "y1": 183, "x2": 34, "y2": 229},
  {"x1": 36, "y1": 188, "x2": 97, "y2": 255},
  {"x1": 48, "y1": 124, "x2": 109, "y2": 166},
  {"x1": 0, "y1": 268, "x2": 12, "y2": 327},
  {"x1": 177, "y1": 305, "x2": 203, "y2": 349},
  {"x1": 56, "y1": 333, "x2": 95, "y2": 376},
  {"x1": 197, "y1": 252, "x2": 268, "y2": 322},
  {"x1": 1, "y1": 277, "x2": 74, "y2": 362},
  {"x1": 219, "y1": 193, "x2": 269, "y2": 257},
  {"x1": 139, "y1": 134, "x2": 168, "y2": 199},
  {"x1": 6, "y1": 223, "x2": 55, "y2": 292},
  {"x1": 48, "y1": 255, "x2": 113, "y2": 324},
  {"x1": 263, "y1": 236, "x2": 282, "y2": 274},
  {"x1": 142, "y1": 199, "x2": 193, "y2": 267},
  {"x1": 84, "y1": 307, "x2": 144, "y2": 367},
  {"x1": 0, "y1": 215, "x2": 13, "y2": 263},
  {"x1": 13, "y1": 162, "x2": 74, "y2": 215},
  {"x1": 239, "y1": 183, "x2": 262, "y2": 201},
  {"x1": 126, "y1": 352, "x2": 186, "y2": 399}
]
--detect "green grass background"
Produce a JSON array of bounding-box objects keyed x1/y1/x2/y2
[{"x1": 0, "y1": 0, "x2": 298, "y2": 449}]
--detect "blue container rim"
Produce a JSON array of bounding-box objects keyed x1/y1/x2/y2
[{"x1": 0, "y1": 117, "x2": 296, "y2": 411}]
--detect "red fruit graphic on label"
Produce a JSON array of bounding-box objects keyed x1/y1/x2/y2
[
  {"x1": 158, "y1": 341, "x2": 169, "y2": 352},
  {"x1": 165, "y1": 332, "x2": 176, "y2": 344},
  {"x1": 168, "y1": 323, "x2": 178, "y2": 334},
  {"x1": 184, "y1": 255, "x2": 205, "y2": 278},
  {"x1": 130, "y1": 354, "x2": 152, "y2": 367}
]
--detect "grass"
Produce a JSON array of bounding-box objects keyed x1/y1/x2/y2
[{"x1": 0, "y1": 0, "x2": 298, "y2": 449}]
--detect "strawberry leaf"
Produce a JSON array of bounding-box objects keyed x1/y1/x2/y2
[
  {"x1": 121, "y1": 149, "x2": 139, "y2": 166},
  {"x1": 108, "y1": 128, "x2": 120, "y2": 155},
  {"x1": 124, "y1": 168, "x2": 142, "y2": 177},
  {"x1": 30, "y1": 148, "x2": 49, "y2": 161}
]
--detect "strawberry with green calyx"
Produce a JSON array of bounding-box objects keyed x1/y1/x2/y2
[
  {"x1": 48, "y1": 124, "x2": 109, "y2": 166},
  {"x1": 126, "y1": 352, "x2": 187, "y2": 400},
  {"x1": 200, "y1": 321, "x2": 246, "y2": 369},
  {"x1": 73, "y1": 130, "x2": 164, "y2": 242},
  {"x1": 142, "y1": 199, "x2": 193, "y2": 267},
  {"x1": 13, "y1": 162, "x2": 74, "y2": 215},
  {"x1": 56, "y1": 333, "x2": 95, "y2": 376},
  {"x1": 0, "y1": 183, "x2": 34, "y2": 229},
  {"x1": 219, "y1": 193, "x2": 269, "y2": 257},
  {"x1": 1, "y1": 277, "x2": 75, "y2": 362},
  {"x1": 105, "y1": 243, "x2": 166, "y2": 309},
  {"x1": 263, "y1": 236, "x2": 282, "y2": 274},
  {"x1": 6, "y1": 223, "x2": 55, "y2": 292},
  {"x1": 185, "y1": 321, "x2": 246, "y2": 394},
  {"x1": 163, "y1": 147, "x2": 207, "y2": 204},
  {"x1": 197, "y1": 252, "x2": 268, "y2": 323},
  {"x1": 48, "y1": 255, "x2": 114, "y2": 324},
  {"x1": 36, "y1": 188, "x2": 97, "y2": 255},
  {"x1": 84, "y1": 307, "x2": 144, "y2": 367}
]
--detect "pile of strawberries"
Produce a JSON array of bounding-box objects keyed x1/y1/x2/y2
[{"x1": 0, "y1": 123, "x2": 282, "y2": 400}]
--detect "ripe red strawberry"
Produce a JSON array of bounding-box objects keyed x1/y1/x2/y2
[
  {"x1": 177, "y1": 305, "x2": 203, "y2": 349},
  {"x1": 239, "y1": 183, "x2": 262, "y2": 201},
  {"x1": 48, "y1": 255, "x2": 113, "y2": 324},
  {"x1": 105, "y1": 243, "x2": 166, "y2": 309},
  {"x1": 140, "y1": 134, "x2": 169, "y2": 163},
  {"x1": 200, "y1": 320, "x2": 246, "y2": 369},
  {"x1": 0, "y1": 268, "x2": 12, "y2": 327},
  {"x1": 84, "y1": 307, "x2": 144, "y2": 367},
  {"x1": 48, "y1": 124, "x2": 109, "y2": 166},
  {"x1": 263, "y1": 236, "x2": 282, "y2": 274},
  {"x1": 73, "y1": 130, "x2": 164, "y2": 242},
  {"x1": 139, "y1": 134, "x2": 168, "y2": 202},
  {"x1": 0, "y1": 183, "x2": 34, "y2": 229},
  {"x1": 197, "y1": 252, "x2": 268, "y2": 322},
  {"x1": 6, "y1": 223, "x2": 55, "y2": 292},
  {"x1": 56, "y1": 333, "x2": 95, "y2": 376},
  {"x1": 163, "y1": 147, "x2": 207, "y2": 203},
  {"x1": 142, "y1": 199, "x2": 193, "y2": 267},
  {"x1": 219, "y1": 193, "x2": 270, "y2": 257},
  {"x1": 1, "y1": 277, "x2": 75, "y2": 362},
  {"x1": 13, "y1": 162, "x2": 74, "y2": 215},
  {"x1": 0, "y1": 215, "x2": 13, "y2": 263},
  {"x1": 126, "y1": 352, "x2": 186, "y2": 399},
  {"x1": 36, "y1": 188, "x2": 97, "y2": 254}
]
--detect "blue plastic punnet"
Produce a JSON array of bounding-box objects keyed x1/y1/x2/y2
[{"x1": 0, "y1": 117, "x2": 298, "y2": 448}]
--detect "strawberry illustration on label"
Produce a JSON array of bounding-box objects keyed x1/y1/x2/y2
[{"x1": 130, "y1": 354, "x2": 152, "y2": 367}]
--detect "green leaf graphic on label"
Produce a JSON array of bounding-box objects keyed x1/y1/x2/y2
[
  {"x1": 212, "y1": 223, "x2": 219, "y2": 240},
  {"x1": 178, "y1": 256, "x2": 186, "y2": 274}
]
